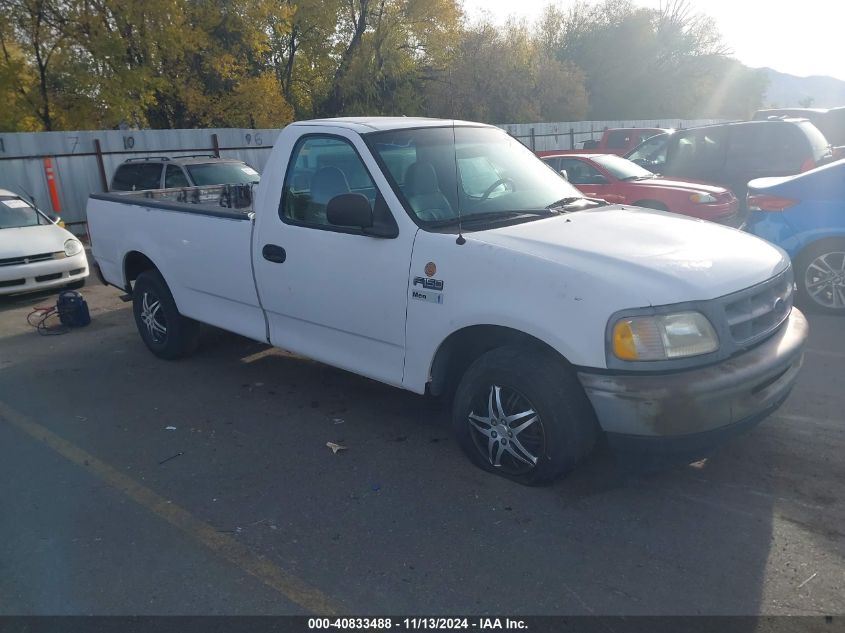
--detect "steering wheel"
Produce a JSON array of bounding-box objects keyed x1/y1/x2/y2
[{"x1": 480, "y1": 178, "x2": 515, "y2": 201}]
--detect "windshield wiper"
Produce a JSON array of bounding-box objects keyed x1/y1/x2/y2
[
  {"x1": 621, "y1": 175, "x2": 652, "y2": 181},
  {"x1": 546, "y1": 196, "x2": 609, "y2": 210},
  {"x1": 425, "y1": 210, "x2": 553, "y2": 228}
]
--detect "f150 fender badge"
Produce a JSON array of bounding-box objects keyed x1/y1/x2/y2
[
  {"x1": 413, "y1": 276, "x2": 444, "y2": 291},
  {"x1": 412, "y1": 276, "x2": 444, "y2": 304}
]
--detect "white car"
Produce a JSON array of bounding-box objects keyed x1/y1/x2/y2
[{"x1": 0, "y1": 189, "x2": 88, "y2": 295}]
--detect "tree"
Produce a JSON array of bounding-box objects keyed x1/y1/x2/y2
[
  {"x1": 542, "y1": 0, "x2": 753, "y2": 120},
  {"x1": 0, "y1": 0, "x2": 769, "y2": 131},
  {"x1": 423, "y1": 17, "x2": 587, "y2": 123},
  {"x1": 0, "y1": 0, "x2": 73, "y2": 130}
]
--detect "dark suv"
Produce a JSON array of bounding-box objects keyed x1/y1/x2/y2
[
  {"x1": 110, "y1": 155, "x2": 260, "y2": 192},
  {"x1": 625, "y1": 120, "x2": 834, "y2": 203},
  {"x1": 753, "y1": 107, "x2": 845, "y2": 146}
]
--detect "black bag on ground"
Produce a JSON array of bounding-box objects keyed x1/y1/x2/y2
[{"x1": 57, "y1": 290, "x2": 91, "y2": 327}]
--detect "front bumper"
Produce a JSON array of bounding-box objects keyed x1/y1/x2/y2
[
  {"x1": 577, "y1": 308, "x2": 808, "y2": 451},
  {"x1": 0, "y1": 251, "x2": 89, "y2": 295}
]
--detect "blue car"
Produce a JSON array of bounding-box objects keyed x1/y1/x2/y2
[{"x1": 746, "y1": 159, "x2": 845, "y2": 314}]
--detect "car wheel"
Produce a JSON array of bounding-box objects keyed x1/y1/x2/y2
[
  {"x1": 452, "y1": 345, "x2": 598, "y2": 485},
  {"x1": 132, "y1": 270, "x2": 200, "y2": 359},
  {"x1": 796, "y1": 239, "x2": 845, "y2": 314}
]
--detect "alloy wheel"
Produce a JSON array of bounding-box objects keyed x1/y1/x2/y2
[
  {"x1": 805, "y1": 251, "x2": 845, "y2": 310},
  {"x1": 140, "y1": 291, "x2": 168, "y2": 343},
  {"x1": 467, "y1": 385, "x2": 545, "y2": 476}
]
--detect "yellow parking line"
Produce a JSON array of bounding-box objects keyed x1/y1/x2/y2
[{"x1": 0, "y1": 400, "x2": 341, "y2": 615}]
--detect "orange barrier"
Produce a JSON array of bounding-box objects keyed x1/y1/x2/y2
[{"x1": 43, "y1": 157, "x2": 61, "y2": 213}]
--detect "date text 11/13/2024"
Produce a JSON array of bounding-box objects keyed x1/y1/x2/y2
[{"x1": 308, "y1": 617, "x2": 528, "y2": 630}]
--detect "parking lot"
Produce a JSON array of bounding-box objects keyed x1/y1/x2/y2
[{"x1": 0, "y1": 272, "x2": 843, "y2": 616}]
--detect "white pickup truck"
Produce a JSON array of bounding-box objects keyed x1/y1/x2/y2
[{"x1": 88, "y1": 117, "x2": 808, "y2": 484}]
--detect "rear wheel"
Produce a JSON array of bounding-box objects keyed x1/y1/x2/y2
[
  {"x1": 132, "y1": 270, "x2": 200, "y2": 359},
  {"x1": 452, "y1": 346, "x2": 598, "y2": 485},
  {"x1": 796, "y1": 239, "x2": 845, "y2": 314}
]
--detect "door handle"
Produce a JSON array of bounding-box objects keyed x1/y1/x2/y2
[{"x1": 262, "y1": 244, "x2": 286, "y2": 263}]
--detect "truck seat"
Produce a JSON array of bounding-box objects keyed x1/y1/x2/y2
[
  {"x1": 307, "y1": 166, "x2": 350, "y2": 224},
  {"x1": 404, "y1": 162, "x2": 453, "y2": 221}
]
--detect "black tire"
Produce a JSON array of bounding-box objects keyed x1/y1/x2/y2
[
  {"x1": 132, "y1": 270, "x2": 200, "y2": 359},
  {"x1": 795, "y1": 238, "x2": 845, "y2": 315},
  {"x1": 66, "y1": 278, "x2": 86, "y2": 290},
  {"x1": 632, "y1": 200, "x2": 668, "y2": 211},
  {"x1": 452, "y1": 345, "x2": 598, "y2": 485}
]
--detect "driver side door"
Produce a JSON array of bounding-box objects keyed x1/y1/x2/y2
[{"x1": 252, "y1": 133, "x2": 415, "y2": 387}]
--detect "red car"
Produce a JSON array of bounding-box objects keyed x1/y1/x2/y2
[
  {"x1": 540, "y1": 153, "x2": 741, "y2": 226},
  {"x1": 536, "y1": 127, "x2": 667, "y2": 157}
]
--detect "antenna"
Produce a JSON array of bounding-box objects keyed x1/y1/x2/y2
[{"x1": 452, "y1": 119, "x2": 465, "y2": 245}]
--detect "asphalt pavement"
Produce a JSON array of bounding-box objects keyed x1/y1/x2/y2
[{"x1": 0, "y1": 278, "x2": 843, "y2": 616}]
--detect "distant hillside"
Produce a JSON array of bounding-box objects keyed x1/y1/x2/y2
[{"x1": 761, "y1": 68, "x2": 845, "y2": 108}]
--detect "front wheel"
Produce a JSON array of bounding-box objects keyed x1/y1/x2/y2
[
  {"x1": 132, "y1": 270, "x2": 200, "y2": 359},
  {"x1": 796, "y1": 239, "x2": 845, "y2": 314},
  {"x1": 452, "y1": 346, "x2": 598, "y2": 485}
]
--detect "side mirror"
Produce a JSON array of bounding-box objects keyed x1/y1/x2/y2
[
  {"x1": 559, "y1": 169, "x2": 569, "y2": 181},
  {"x1": 326, "y1": 193, "x2": 373, "y2": 228},
  {"x1": 43, "y1": 211, "x2": 64, "y2": 227}
]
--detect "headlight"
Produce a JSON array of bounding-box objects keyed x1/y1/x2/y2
[
  {"x1": 611, "y1": 311, "x2": 718, "y2": 361},
  {"x1": 64, "y1": 238, "x2": 83, "y2": 257},
  {"x1": 689, "y1": 193, "x2": 717, "y2": 204}
]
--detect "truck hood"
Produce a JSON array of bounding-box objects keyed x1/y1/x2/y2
[
  {"x1": 0, "y1": 224, "x2": 73, "y2": 258},
  {"x1": 469, "y1": 206, "x2": 788, "y2": 304}
]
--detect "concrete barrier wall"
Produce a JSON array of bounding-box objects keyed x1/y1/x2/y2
[{"x1": 0, "y1": 119, "x2": 724, "y2": 230}]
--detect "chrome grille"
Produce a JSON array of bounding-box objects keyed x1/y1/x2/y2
[
  {"x1": 722, "y1": 268, "x2": 793, "y2": 347},
  {"x1": 0, "y1": 252, "x2": 63, "y2": 267}
]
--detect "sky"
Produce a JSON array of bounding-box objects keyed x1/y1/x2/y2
[{"x1": 461, "y1": 0, "x2": 845, "y2": 81}]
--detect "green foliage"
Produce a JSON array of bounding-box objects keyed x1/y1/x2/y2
[
  {"x1": 424, "y1": 17, "x2": 587, "y2": 123},
  {"x1": 0, "y1": 0, "x2": 769, "y2": 131},
  {"x1": 543, "y1": 0, "x2": 743, "y2": 120}
]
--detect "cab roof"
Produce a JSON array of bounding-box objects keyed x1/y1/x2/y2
[{"x1": 290, "y1": 117, "x2": 497, "y2": 133}]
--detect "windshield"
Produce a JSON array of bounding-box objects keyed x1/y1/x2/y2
[
  {"x1": 0, "y1": 196, "x2": 50, "y2": 229},
  {"x1": 366, "y1": 126, "x2": 583, "y2": 226},
  {"x1": 186, "y1": 162, "x2": 260, "y2": 186},
  {"x1": 592, "y1": 154, "x2": 653, "y2": 180},
  {"x1": 625, "y1": 133, "x2": 669, "y2": 169}
]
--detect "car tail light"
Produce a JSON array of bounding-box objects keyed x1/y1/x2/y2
[
  {"x1": 747, "y1": 194, "x2": 798, "y2": 212},
  {"x1": 799, "y1": 158, "x2": 816, "y2": 173}
]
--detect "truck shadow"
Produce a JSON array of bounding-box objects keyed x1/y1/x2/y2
[{"x1": 0, "y1": 311, "x2": 839, "y2": 616}]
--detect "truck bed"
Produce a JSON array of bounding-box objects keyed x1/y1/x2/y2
[
  {"x1": 89, "y1": 183, "x2": 255, "y2": 219},
  {"x1": 87, "y1": 182, "x2": 267, "y2": 343}
]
